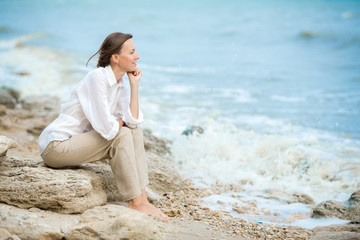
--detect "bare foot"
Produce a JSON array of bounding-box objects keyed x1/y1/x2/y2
[
  {"x1": 128, "y1": 189, "x2": 171, "y2": 221},
  {"x1": 129, "y1": 199, "x2": 171, "y2": 221}
]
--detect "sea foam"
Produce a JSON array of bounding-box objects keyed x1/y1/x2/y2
[
  {"x1": 171, "y1": 117, "x2": 360, "y2": 204},
  {"x1": 0, "y1": 34, "x2": 87, "y2": 99}
]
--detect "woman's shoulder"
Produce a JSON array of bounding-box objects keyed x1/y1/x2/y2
[
  {"x1": 86, "y1": 66, "x2": 107, "y2": 78},
  {"x1": 74, "y1": 67, "x2": 107, "y2": 91}
]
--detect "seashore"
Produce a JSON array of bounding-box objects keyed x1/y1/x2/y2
[{"x1": 0, "y1": 87, "x2": 359, "y2": 240}]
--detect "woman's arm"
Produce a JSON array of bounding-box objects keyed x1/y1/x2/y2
[{"x1": 127, "y1": 68, "x2": 142, "y2": 120}]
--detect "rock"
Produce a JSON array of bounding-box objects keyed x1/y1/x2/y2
[
  {"x1": 301, "y1": 31, "x2": 323, "y2": 38},
  {"x1": 263, "y1": 188, "x2": 315, "y2": 205},
  {"x1": 80, "y1": 162, "x2": 120, "y2": 202},
  {"x1": 80, "y1": 162, "x2": 148, "y2": 202},
  {"x1": 348, "y1": 191, "x2": 360, "y2": 205},
  {"x1": 143, "y1": 129, "x2": 171, "y2": 156},
  {"x1": 26, "y1": 124, "x2": 47, "y2": 136},
  {"x1": 309, "y1": 231, "x2": 360, "y2": 240},
  {"x1": 233, "y1": 207, "x2": 245, "y2": 214},
  {"x1": 15, "y1": 72, "x2": 30, "y2": 77},
  {"x1": 311, "y1": 223, "x2": 360, "y2": 240},
  {"x1": 181, "y1": 125, "x2": 204, "y2": 136},
  {"x1": 0, "y1": 136, "x2": 17, "y2": 164},
  {"x1": 0, "y1": 104, "x2": 6, "y2": 116},
  {"x1": 80, "y1": 160, "x2": 169, "y2": 204},
  {"x1": 145, "y1": 186, "x2": 162, "y2": 204},
  {"x1": 143, "y1": 130, "x2": 183, "y2": 194},
  {"x1": 313, "y1": 223, "x2": 360, "y2": 233},
  {"x1": 1, "y1": 87, "x2": 20, "y2": 103},
  {"x1": 21, "y1": 95, "x2": 60, "y2": 112},
  {"x1": 0, "y1": 228, "x2": 21, "y2": 240},
  {"x1": 0, "y1": 203, "x2": 163, "y2": 240},
  {"x1": 0, "y1": 154, "x2": 43, "y2": 168},
  {"x1": 147, "y1": 152, "x2": 182, "y2": 195},
  {"x1": 350, "y1": 218, "x2": 360, "y2": 225},
  {"x1": 66, "y1": 204, "x2": 164, "y2": 240},
  {"x1": 0, "y1": 163, "x2": 107, "y2": 213},
  {"x1": 0, "y1": 26, "x2": 10, "y2": 32},
  {"x1": 0, "y1": 89, "x2": 16, "y2": 109},
  {"x1": 0, "y1": 203, "x2": 78, "y2": 240},
  {"x1": 292, "y1": 193, "x2": 315, "y2": 205},
  {"x1": 312, "y1": 200, "x2": 360, "y2": 220}
]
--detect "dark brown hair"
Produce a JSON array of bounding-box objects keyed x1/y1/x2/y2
[{"x1": 86, "y1": 32, "x2": 133, "y2": 68}]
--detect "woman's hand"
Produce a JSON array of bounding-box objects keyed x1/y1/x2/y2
[
  {"x1": 127, "y1": 68, "x2": 142, "y2": 87},
  {"x1": 118, "y1": 118, "x2": 125, "y2": 128}
]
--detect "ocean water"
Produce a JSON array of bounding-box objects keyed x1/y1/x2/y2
[{"x1": 1, "y1": 0, "x2": 359, "y2": 227}]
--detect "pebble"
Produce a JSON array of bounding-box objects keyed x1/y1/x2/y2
[{"x1": 157, "y1": 167, "x2": 314, "y2": 240}]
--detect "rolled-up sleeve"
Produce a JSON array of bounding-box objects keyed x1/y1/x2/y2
[
  {"x1": 122, "y1": 105, "x2": 144, "y2": 128},
  {"x1": 77, "y1": 72, "x2": 119, "y2": 140}
]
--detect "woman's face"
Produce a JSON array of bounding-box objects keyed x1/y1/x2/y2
[{"x1": 116, "y1": 39, "x2": 140, "y2": 72}]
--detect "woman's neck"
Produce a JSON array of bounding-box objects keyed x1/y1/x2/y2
[{"x1": 110, "y1": 63, "x2": 125, "y2": 83}]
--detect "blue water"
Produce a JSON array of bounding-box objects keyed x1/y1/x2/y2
[
  {"x1": 1, "y1": 0, "x2": 359, "y2": 137},
  {"x1": 1, "y1": 0, "x2": 360, "y2": 214}
]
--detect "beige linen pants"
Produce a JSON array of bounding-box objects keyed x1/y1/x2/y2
[{"x1": 41, "y1": 126, "x2": 149, "y2": 201}]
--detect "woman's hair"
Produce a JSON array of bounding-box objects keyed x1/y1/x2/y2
[{"x1": 86, "y1": 32, "x2": 133, "y2": 67}]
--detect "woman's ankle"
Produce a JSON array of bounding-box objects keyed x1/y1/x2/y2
[{"x1": 129, "y1": 195, "x2": 147, "y2": 206}]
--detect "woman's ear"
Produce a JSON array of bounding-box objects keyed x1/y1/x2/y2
[{"x1": 111, "y1": 54, "x2": 119, "y2": 64}]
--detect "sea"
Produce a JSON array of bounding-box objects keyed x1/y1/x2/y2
[{"x1": 0, "y1": 0, "x2": 359, "y2": 228}]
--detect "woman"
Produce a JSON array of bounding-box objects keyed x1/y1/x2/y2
[{"x1": 38, "y1": 32, "x2": 170, "y2": 221}]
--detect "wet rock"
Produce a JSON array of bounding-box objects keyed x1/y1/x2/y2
[
  {"x1": 263, "y1": 188, "x2": 315, "y2": 205},
  {"x1": 312, "y1": 199, "x2": 360, "y2": 220},
  {"x1": 233, "y1": 207, "x2": 245, "y2": 214},
  {"x1": 0, "y1": 136, "x2": 17, "y2": 164},
  {"x1": 181, "y1": 125, "x2": 204, "y2": 136},
  {"x1": 301, "y1": 31, "x2": 323, "y2": 38},
  {"x1": 0, "y1": 104, "x2": 6, "y2": 116},
  {"x1": 0, "y1": 162, "x2": 107, "y2": 213},
  {"x1": 342, "y1": 12, "x2": 358, "y2": 19},
  {"x1": 0, "y1": 26, "x2": 10, "y2": 32},
  {"x1": 1, "y1": 87, "x2": 20, "y2": 103},
  {"x1": 21, "y1": 95, "x2": 60, "y2": 112},
  {"x1": 66, "y1": 204, "x2": 163, "y2": 240},
  {"x1": 350, "y1": 218, "x2": 360, "y2": 225},
  {"x1": 14, "y1": 72, "x2": 30, "y2": 77},
  {"x1": 0, "y1": 89, "x2": 16, "y2": 109},
  {"x1": 145, "y1": 186, "x2": 162, "y2": 204},
  {"x1": 348, "y1": 190, "x2": 360, "y2": 205},
  {"x1": 292, "y1": 193, "x2": 315, "y2": 205}
]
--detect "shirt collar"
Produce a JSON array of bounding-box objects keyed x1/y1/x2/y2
[{"x1": 105, "y1": 65, "x2": 123, "y2": 87}]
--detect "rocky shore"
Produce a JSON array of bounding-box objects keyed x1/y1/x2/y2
[{"x1": 0, "y1": 87, "x2": 359, "y2": 240}]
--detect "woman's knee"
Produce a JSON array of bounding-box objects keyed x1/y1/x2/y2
[
  {"x1": 41, "y1": 154, "x2": 64, "y2": 168},
  {"x1": 130, "y1": 127, "x2": 143, "y2": 138},
  {"x1": 119, "y1": 126, "x2": 132, "y2": 136},
  {"x1": 113, "y1": 127, "x2": 133, "y2": 144}
]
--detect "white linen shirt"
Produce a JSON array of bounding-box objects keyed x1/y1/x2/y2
[{"x1": 38, "y1": 65, "x2": 144, "y2": 154}]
